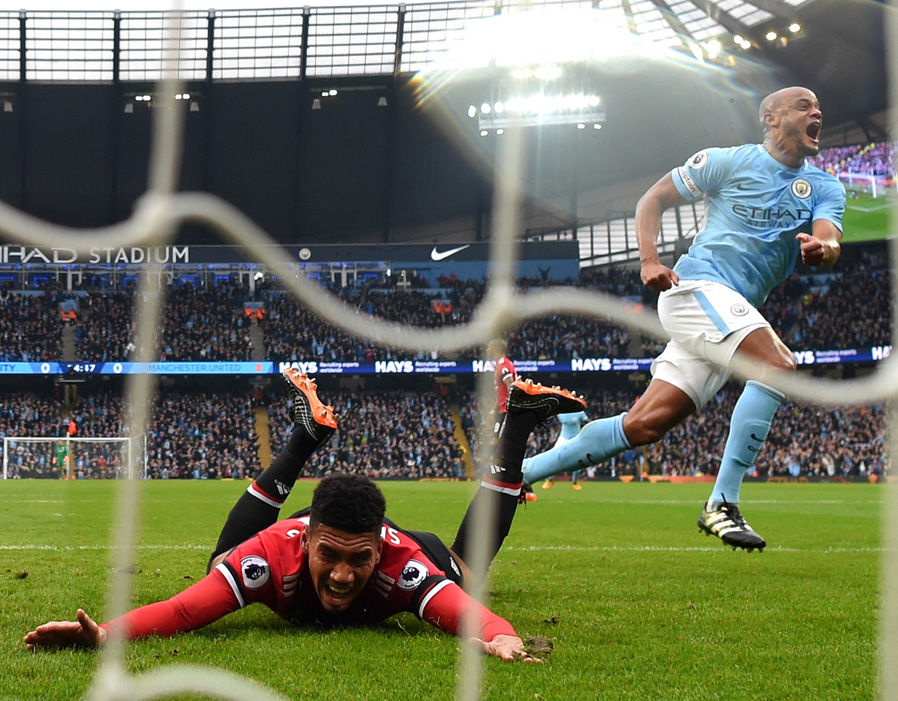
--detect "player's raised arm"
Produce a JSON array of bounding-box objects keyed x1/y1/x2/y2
[
  {"x1": 24, "y1": 609, "x2": 107, "y2": 650},
  {"x1": 635, "y1": 172, "x2": 687, "y2": 291}
]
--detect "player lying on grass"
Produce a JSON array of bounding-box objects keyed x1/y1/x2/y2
[{"x1": 25, "y1": 369, "x2": 585, "y2": 661}]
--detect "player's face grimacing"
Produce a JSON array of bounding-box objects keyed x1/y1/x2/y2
[{"x1": 302, "y1": 524, "x2": 383, "y2": 612}]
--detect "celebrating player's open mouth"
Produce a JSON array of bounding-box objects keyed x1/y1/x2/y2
[{"x1": 806, "y1": 120, "x2": 821, "y2": 147}]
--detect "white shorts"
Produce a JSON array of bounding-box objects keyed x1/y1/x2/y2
[{"x1": 651, "y1": 280, "x2": 770, "y2": 410}]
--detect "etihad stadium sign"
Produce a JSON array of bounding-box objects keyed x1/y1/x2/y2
[
  {"x1": 0, "y1": 241, "x2": 577, "y2": 267},
  {"x1": 0, "y1": 245, "x2": 190, "y2": 265}
]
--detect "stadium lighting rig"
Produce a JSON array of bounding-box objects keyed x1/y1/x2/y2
[
  {"x1": 469, "y1": 93, "x2": 605, "y2": 133},
  {"x1": 123, "y1": 90, "x2": 200, "y2": 113},
  {"x1": 467, "y1": 62, "x2": 605, "y2": 134},
  {"x1": 468, "y1": 93, "x2": 605, "y2": 135},
  {"x1": 732, "y1": 20, "x2": 803, "y2": 52}
]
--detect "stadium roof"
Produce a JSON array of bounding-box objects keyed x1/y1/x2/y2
[
  {"x1": 0, "y1": 0, "x2": 888, "y2": 245},
  {"x1": 2, "y1": 0, "x2": 887, "y2": 136}
]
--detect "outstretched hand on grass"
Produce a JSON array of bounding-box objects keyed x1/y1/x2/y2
[
  {"x1": 470, "y1": 634, "x2": 541, "y2": 662},
  {"x1": 24, "y1": 609, "x2": 107, "y2": 650}
]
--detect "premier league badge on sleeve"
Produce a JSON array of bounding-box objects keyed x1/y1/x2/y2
[
  {"x1": 688, "y1": 150, "x2": 709, "y2": 169},
  {"x1": 240, "y1": 555, "x2": 270, "y2": 590},
  {"x1": 397, "y1": 559, "x2": 429, "y2": 591}
]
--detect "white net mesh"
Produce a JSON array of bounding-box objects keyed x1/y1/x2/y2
[{"x1": 0, "y1": 4, "x2": 893, "y2": 701}]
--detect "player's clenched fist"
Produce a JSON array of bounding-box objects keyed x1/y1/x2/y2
[
  {"x1": 796, "y1": 232, "x2": 839, "y2": 267},
  {"x1": 640, "y1": 261, "x2": 680, "y2": 291}
]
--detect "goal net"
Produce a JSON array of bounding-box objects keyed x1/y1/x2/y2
[
  {"x1": 0, "y1": 4, "x2": 893, "y2": 701},
  {"x1": 2, "y1": 436, "x2": 147, "y2": 480}
]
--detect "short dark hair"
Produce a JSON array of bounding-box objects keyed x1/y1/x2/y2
[
  {"x1": 487, "y1": 338, "x2": 507, "y2": 360},
  {"x1": 309, "y1": 473, "x2": 386, "y2": 535}
]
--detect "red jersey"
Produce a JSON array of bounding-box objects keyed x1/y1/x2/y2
[
  {"x1": 102, "y1": 515, "x2": 515, "y2": 643},
  {"x1": 494, "y1": 355, "x2": 516, "y2": 413}
]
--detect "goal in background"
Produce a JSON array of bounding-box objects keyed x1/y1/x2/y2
[
  {"x1": 2, "y1": 436, "x2": 147, "y2": 480},
  {"x1": 837, "y1": 171, "x2": 896, "y2": 198}
]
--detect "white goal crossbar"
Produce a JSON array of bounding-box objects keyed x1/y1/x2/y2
[{"x1": 2, "y1": 436, "x2": 147, "y2": 480}]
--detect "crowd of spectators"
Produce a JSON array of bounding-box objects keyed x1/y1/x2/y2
[
  {"x1": 454, "y1": 377, "x2": 890, "y2": 482},
  {"x1": 146, "y1": 389, "x2": 259, "y2": 479},
  {"x1": 786, "y1": 265, "x2": 892, "y2": 349},
  {"x1": 156, "y1": 285, "x2": 255, "y2": 362},
  {"x1": 810, "y1": 141, "x2": 895, "y2": 179},
  {"x1": 76, "y1": 291, "x2": 137, "y2": 362},
  {"x1": 269, "y1": 387, "x2": 466, "y2": 480},
  {"x1": 262, "y1": 289, "x2": 399, "y2": 364},
  {"x1": 0, "y1": 375, "x2": 888, "y2": 481},
  {"x1": 0, "y1": 287, "x2": 63, "y2": 362},
  {"x1": 644, "y1": 384, "x2": 887, "y2": 480},
  {"x1": 809, "y1": 144, "x2": 864, "y2": 175},
  {"x1": 75, "y1": 284, "x2": 255, "y2": 362},
  {"x1": 0, "y1": 240, "x2": 892, "y2": 365}
]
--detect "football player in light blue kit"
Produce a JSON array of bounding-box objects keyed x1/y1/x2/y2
[
  {"x1": 523, "y1": 87, "x2": 845, "y2": 551},
  {"x1": 541, "y1": 410, "x2": 588, "y2": 491}
]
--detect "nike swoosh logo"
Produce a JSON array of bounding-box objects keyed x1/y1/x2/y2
[
  {"x1": 734, "y1": 182, "x2": 753, "y2": 191},
  {"x1": 750, "y1": 433, "x2": 764, "y2": 442},
  {"x1": 430, "y1": 245, "x2": 470, "y2": 261}
]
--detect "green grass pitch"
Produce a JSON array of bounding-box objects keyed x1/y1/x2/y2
[
  {"x1": 0, "y1": 480, "x2": 881, "y2": 700},
  {"x1": 841, "y1": 191, "x2": 895, "y2": 243}
]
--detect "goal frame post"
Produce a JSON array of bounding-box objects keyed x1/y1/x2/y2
[{"x1": 2, "y1": 435, "x2": 147, "y2": 479}]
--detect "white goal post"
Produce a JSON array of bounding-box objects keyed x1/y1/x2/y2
[
  {"x1": 2, "y1": 436, "x2": 147, "y2": 480},
  {"x1": 837, "y1": 171, "x2": 897, "y2": 198}
]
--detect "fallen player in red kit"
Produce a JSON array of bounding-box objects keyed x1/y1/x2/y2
[{"x1": 25, "y1": 369, "x2": 585, "y2": 661}]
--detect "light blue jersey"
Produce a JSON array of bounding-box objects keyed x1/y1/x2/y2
[
  {"x1": 557, "y1": 411, "x2": 588, "y2": 440},
  {"x1": 670, "y1": 144, "x2": 845, "y2": 308}
]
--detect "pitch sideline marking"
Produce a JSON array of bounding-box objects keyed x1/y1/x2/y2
[{"x1": 847, "y1": 201, "x2": 892, "y2": 213}]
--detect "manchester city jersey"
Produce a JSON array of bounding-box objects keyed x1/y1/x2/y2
[
  {"x1": 670, "y1": 144, "x2": 845, "y2": 307},
  {"x1": 557, "y1": 411, "x2": 587, "y2": 439}
]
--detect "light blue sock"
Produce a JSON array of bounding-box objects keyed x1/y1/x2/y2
[
  {"x1": 711, "y1": 380, "x2": 785, "y2": 505},
  {"x1": 523, "y1": 413, "x2": 631, "y2": 484}
]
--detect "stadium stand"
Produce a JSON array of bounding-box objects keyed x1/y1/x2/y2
[
  {"x1": 0, "y1": 143, "x2": 892, "y2": 482},
  {"x1": 0, "y1": 252, "x2": 891, "y2": 364},
  {"x1": 0, "y1": 373, "x2": 887, "y2": 481}
]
